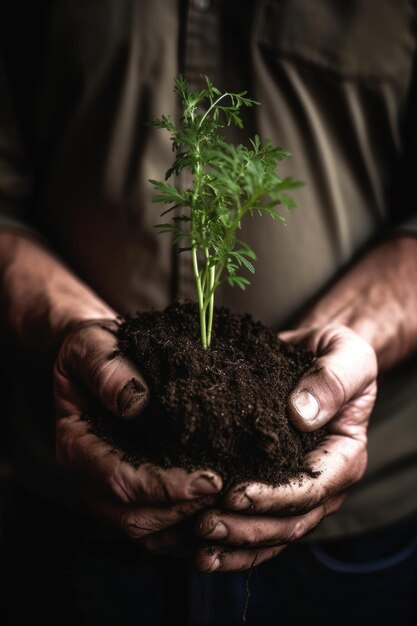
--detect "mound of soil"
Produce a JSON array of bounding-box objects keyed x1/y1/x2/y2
[{"x1": 89, "y1": 301, "x2": 325, "y2": 487}]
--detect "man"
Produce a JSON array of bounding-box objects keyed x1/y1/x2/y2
[{"x1": 1, "y1": 1, "x2": 416, "y2": 624}]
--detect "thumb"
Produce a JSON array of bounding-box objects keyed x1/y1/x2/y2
[
  {"x1": 284, "y1": 325, "x2": 377, "y2": 432},
  {"x1": 56, "y1": 319, "x2": 149, "y2": 420}
]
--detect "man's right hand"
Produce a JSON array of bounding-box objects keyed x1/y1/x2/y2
[{"x1": 54, "y1": 319, "x2": 223, "y2": 541}]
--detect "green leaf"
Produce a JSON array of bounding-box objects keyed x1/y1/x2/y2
[
  {"x1": 234, "y1": 252, "x2": 255, "y2": 273},
  {"x1": 227, "y1": 275, "x2": 251, "y2": 289},
  {"x1": 280, "y1": 193, "x2": 298, "y2": 211},
  {"x1": 148, "y1": 75, "x2": 304, "y2": 347},
  {"x1": 172, "y1": 215, "x2": 191, "y2": 222},
  {"x1": 149, "y1": 180, "x2": 187, "y2": 205},
  {"x1": 236, "y1": 241, "x2": 257, "y2": 260}
]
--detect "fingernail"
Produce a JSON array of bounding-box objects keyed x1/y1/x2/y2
[
  {"x1": 118, "y1": 378, "x2": 148, "y2": 419},
  {"x1": 293, "y1": 390, "x2": 319, "y2": 422},
  {"x1": 208, "y1": 557, "x2": 221, "y2": 572},
  {"x1": 207, "y1": 522, "x2": 228, "y2": 540},
  {"x1": 190, "y1": 474, "x2": 220, "y2": 497}
]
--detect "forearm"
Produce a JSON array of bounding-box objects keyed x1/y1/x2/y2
[
  {"x1": 0, "y1": 231, "x2": 116, "y2": 364},
  {"x1": 298, "y1": 236, "x2": 417, "y2": 372}
]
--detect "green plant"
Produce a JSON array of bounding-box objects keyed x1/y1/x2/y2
[{"x1": 149, "y1": 75, "x2": 302, "y2": 349}]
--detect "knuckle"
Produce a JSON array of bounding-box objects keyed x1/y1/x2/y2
[
  {"x1": 356, "y1": 337, "x2": 378, "y2": 374},
  {"x1": 349, "y1": 449, "x2": 367, "y2": 484},
  {"x1": 320, "y1": 365, "x2": 347, "y2": 406},
  {"x1": 244, "y1": 524, "x2": 264, "y2": 545},
  {"x1": 88, "y1": 349, "x2": 112, "y2": 389},
  {"x1": 324, "y1": 494, "x2": 345, "y2": 516},
  {"x1": 296, "y1": 488, "x2": 325, "y2": 514},
  {"x1": 149, "y1": 467, "x2": 178, "y2": 502},
  {"x1": 142, "y1": 465, "x2": 173, "y2": 502},
  {"x1": 334, "y1": 445, "x2": 366, "y2": 489},
  {"x1": 106, "y1": 465, "x2": 136, "y2": 504},
  {"x1": 356, "y1": 451, "x2": 368, "y2": 480},
  {"x1": 316, "y1": 481, "x2": 331, "y2": 504},
  {"x1": 122, "y1": 511, "x2": 156, "y2": 539},
  {"x1": 122, "y1": 514, "x2": 146, "y2": 539},
  {"x1": 288, "y1": 518, "x2": 306, "y2": 542}
]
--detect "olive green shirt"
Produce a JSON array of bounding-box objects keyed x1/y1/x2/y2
[{"x1": 1, "y1": 0, "x2": 417, "y2": 539}]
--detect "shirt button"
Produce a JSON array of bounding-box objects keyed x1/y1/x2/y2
[{"x1": 194, "y1": 0, "x2": 210, "y2": 10}]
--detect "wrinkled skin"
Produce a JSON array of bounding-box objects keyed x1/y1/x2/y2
[
  {"x1": 3, "y1": 233, "x2": 413, "y2": 572},
  {"x1": 141, "y1": 236, "x2": 417, "y2": 572},
  {"x1": 54, "y1": 320, "x2": 223, "y2": 540},
  {"x1": 49, "y1": 237, "x2": 417, "y2": 572}
]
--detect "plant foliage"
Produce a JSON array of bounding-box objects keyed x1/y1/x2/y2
[{"x1": 150, "y1": 75, "x2": 302, "y2": 348}]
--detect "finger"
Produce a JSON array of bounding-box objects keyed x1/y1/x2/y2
[
  {"x1": 55, "y1": 320, "x2": 149, "y2": 420},
  {"x1": 57, "y1": 414, "x2": 222, "y2": 503},
  {"x1": 224, "y1": 434, "x2": 364, "y2": 514},
  {"x1": 196, "y1": 495, "x2": 344, "y2": 546},
  {"x1": 195, "y1": 544, "x2": 286, "y2": 573},
  {"x1": 141, "y1": 524, "x2": 195, "y2": 557},
  {"x1": 87, "y1": 492, "x2": 216, "y2": 540},
  {"x1": 284, "y1": 325, "x2": 377, "y2": 431}
]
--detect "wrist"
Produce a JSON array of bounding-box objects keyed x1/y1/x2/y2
[
  {"x1": 0, "y1": 232, "x2": 118, "y2": 365},
  {"x1": 295, "y1": 237, "x2": 417, "y2": 372}
]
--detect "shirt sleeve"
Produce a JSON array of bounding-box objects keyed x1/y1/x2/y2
[
  {"x1": 0, "y1": 53, "x2": 36, "y2": 236},
  {"x1": 392, "y1": 54, "x2": 417, "y2": 236}
]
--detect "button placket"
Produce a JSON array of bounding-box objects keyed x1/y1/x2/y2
[{"x1": 177, "y1": 0, "x2": 222, "y2": 300}]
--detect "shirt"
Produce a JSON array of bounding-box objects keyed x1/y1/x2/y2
[{"x1": 0, "y1": 0, "x2": 417, "y2": 539}]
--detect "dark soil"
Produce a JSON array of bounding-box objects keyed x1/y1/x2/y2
[{"x1": 89, "y1": 301, "x2": 325, "y2": 488}]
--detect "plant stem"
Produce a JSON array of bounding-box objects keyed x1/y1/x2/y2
[
  {"x1": 203, "y1": 248, "x2": 216, "y2": 348},
  {"x1": 192, "y1": 246, "x2": 207, "y2": 348},
  {"x1": 207, "y1": 264, "x2": 215, "y2": 346},
  {"x1": 192, "y1": 139, "x2": 211, "y2": 349},
  {"x1": 199, "y1": 92, "x2": 231, "y2": 128}
]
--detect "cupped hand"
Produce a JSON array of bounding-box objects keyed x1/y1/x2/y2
[
  {"x1": 145, "y1": 324, "x2": 377, "y2": 571},
  {"x1": 54, "y1": 319, "x2": 222, "y2": 541}
]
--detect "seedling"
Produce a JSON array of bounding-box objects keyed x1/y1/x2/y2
[{"x1": 150, "y1": 75, "x2": 301, "y2": 348}]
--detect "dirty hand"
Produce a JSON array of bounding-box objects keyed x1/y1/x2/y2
[
  {"x1": 137, "y1": 324, "x2": 379, "y2": 569},
  {"x1": 55, "y1": 319, "x2": 222, "y2": 541},
  {"x1": 189, "y1": 324, "x2": 377, "y2": 571}
]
